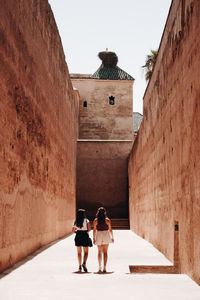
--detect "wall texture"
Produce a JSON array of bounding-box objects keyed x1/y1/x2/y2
[
  {"x1": 77, "y1": 141, "x2": 133, "y2": 220},
  {"x1": 0, "y1": 0, "x2": 77, "y2": 271},
  {"x1": 71, "y1": 77, "x2": 133, "y2": 140},
  {"x1": 129, "y1": 0, "x2": 200, "y2": 284}
]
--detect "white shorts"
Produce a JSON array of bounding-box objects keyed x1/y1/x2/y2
[{"x1": 95, "y1": 230, "x2": 112, "y2": 246}]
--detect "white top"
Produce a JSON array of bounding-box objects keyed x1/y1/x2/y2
[{"x1": 73, "y1": 218, "x2": 89, "y2": 231}]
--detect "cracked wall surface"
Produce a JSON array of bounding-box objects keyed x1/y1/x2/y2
[
  {"x1": 129, "y1": 0, "x2": 200, "y2": 284},
  {"x1": 0, "y1": 0, "x2": 77, "y2": 271}
]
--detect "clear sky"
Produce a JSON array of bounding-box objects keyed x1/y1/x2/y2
[{"x1": 48, "y1": 0, "x2": 172, "y2": 114}]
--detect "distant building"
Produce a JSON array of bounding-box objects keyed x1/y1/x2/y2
[
  {"x1": 71, "y1": 61, "x2": 134, "y2": 140},
  {"x1": 70, "y1": 51, "x2": 134, "y2": 219},
  {"x1": 133, "y1": 112, "x2": 143, "y2": 138}
]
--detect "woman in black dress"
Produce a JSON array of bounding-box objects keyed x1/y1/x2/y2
[{"x1": 72, "y1": 209, "x2": 92, "y2": 272}]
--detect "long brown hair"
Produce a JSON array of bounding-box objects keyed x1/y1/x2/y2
[
  {"x1": 96, "y1": 207, "x2": 106, "y2": 225},
  {"x1": 75, "y1": 209, "x2": 86, "y2": 228}
]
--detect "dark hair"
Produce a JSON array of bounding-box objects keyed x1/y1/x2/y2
[
  {"x1": 96, "y1": 207, "x2": 106, "y2": 225},
  {"x1": 75, "y1": 209, "x2": 86, "y2": 228}
]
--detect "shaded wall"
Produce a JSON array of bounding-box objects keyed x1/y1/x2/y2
[
  {"x1": 0, "y1": 0, "x2": 77, "y2": 271},
  {"x1": 129, "y1": 0, "x2": 200, "y2": 284},
  {"x1": 77, "y1": 141, "x2": 133, "y2": 220}
]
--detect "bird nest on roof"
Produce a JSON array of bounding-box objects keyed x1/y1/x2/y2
[{"x1": 98, "y1": 51, "x2": 118, "y2": 67}]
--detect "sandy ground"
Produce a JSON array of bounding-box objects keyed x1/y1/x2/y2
[{"x1": 0, "y1": 230, "x2": 200, "y2": 300}]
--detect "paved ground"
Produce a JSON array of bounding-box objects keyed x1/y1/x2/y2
[{"x1": 0, "y1": 230, "x2": 200, "y2": 300}]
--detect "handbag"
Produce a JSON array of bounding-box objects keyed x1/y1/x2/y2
[{"x1": 88, "y1": 237, "x2": 93, "y2": 247}]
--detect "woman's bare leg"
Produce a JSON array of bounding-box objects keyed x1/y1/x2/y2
[
  {"x1": 102, "y1": 244, "x2": 109, "y2": 271},
  {"x1": 98, "y1": 245, "x2": 103, "y2": 271},
  {"x1": 76, "y1": 247, "x2": 88, "y2": 272},
  {"x1": 83, "y1": 247, "x2": 88, "y2": 264},
  {"x1": 82, "y1": 247, "x2": 89, "y2": 272},
  {"x1": 77, "y1": 247, "x2": 82, "y2": 266}
]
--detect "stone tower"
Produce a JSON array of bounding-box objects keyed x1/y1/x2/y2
[{"x1": 71, "y1": 51, "x2": 134, "y2": 219}]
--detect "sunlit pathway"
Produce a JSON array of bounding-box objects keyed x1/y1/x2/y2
[{"x1": 0, "y1": 230, "x2": 200, "y2": 300}]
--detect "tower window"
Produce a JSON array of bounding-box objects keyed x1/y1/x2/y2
[
  {"x1": 109, "y1": 96, "x2": 115, "y2": 105},
  {"x1": 83, "y1": 100, "x2": 87, "y2": 107}
]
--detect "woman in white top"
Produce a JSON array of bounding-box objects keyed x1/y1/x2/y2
[{"x1": 72, "y1": 209, "x2": 92, "y2": 272}]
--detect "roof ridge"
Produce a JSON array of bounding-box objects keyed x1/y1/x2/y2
[{"x1": 91, "y1": 64, "x2": 134, "y2": 80}]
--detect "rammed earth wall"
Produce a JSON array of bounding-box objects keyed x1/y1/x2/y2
[
  {"x1": 129, "y1": 0, "x2": 200, "y2": 284},
  {"x1": 0, "y1": 0, "x2": 77, "y2": 271}
]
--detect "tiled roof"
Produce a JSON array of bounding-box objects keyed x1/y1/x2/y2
[{"x1": 91, "y1": 65, "x2": 134, "y2": 80}]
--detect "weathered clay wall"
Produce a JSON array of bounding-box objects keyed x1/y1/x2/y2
[
  {"x1": 71, "y1": 78, "x2": 133, "y2": 140},
  {"x1": 129, "y1": 0, "x2": 200, "y2": 284},
  {"x1": 0, "y1": 0, "x2": 77, "y2": 271},
  {"x1": 77, "y1": 141, "x2": 133, "y2": 219}
]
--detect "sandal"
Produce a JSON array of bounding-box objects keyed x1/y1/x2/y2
[{"x1": 82, "y1": 263, "x2": 88, "y2": 272}]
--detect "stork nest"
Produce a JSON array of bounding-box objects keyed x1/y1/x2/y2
[{"x1": 98, "y1": 51, "x2": 118, "y2": 67}]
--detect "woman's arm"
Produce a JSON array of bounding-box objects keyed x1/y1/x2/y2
[
  {"x1": 107, "y1": 219, "x2": 114, "y2": 242},
  {"x1": 87, "y1": 221, "x2": 91, "y2": 232},
  {"x1": 72, "y1": 225, "x2": 76, "y2": 233},
  {"x1": 93, "y1": 219, "x2": 97, "y2": 244}
]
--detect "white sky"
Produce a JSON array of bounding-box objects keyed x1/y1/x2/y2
[{"x1": 48, "y1": 0, "x2": 172, "y2": 114}]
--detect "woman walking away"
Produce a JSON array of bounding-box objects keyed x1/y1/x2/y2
[
  {"x1": 93, "y1": 207, "x2": 114, "y2": 273},
  {"x1": 72, "y1": 209, "x2": 92, "y2": 272}
]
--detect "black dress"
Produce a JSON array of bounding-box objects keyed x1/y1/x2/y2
[{"x1": 74, "y1": 218, "x2": 92, "y2": 247}]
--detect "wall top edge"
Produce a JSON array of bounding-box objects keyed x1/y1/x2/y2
[
  {"x1": 143, "y1": 0, "x2": 175, "y2": 101},
  {"x1": 77, "y1": 139, "x2": 133, "y2": 142},
  {"x1": 71, "y1": 77, "x2": 134, "y2": 83}
]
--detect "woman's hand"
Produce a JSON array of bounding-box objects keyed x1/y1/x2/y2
[
  {"x1": 111, "y1": 238, "x2": 114, "y2": 243},
  {"x1": 72, "y1": 226, "x2": 76, "y2": 234},
  {"x1": 93, "y1": 238, "x2": 96, "y2": 245}
]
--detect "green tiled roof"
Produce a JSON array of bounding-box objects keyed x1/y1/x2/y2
[{"x1": 91, "y1": 65, "x2": 134, "y2": 80}]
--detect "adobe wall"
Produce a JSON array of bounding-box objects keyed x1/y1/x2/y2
[
  {"x1": 71, "y1": 78, "x2": 133, "y2": 140},
  {"x1": 77, "y1": 141, "x2": 133, "y2": 220},
  {"x1": 0, "y1": 0, "x2": 77, "y2": 271},
  {"x1": 129, "y1": 0, "x2": 200, "y2": 284}
]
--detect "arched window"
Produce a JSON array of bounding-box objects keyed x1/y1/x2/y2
[
  {"x1": 83, "y1": 100, "x2": 87, "y2": 107},
  {"x1": 109, "y1": 96, "x2": 115, "y2": 105}
]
